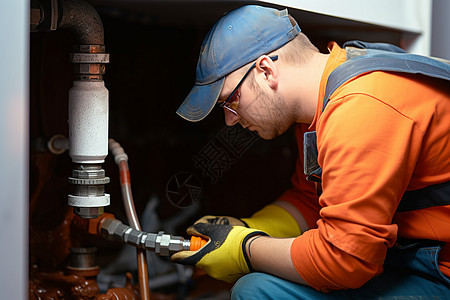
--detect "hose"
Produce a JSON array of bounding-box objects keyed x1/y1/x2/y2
[{"x1": 109, "y1": 138, "x2": 151, "y2": 300}]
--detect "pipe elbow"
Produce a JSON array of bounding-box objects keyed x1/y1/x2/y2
[{"x1": 58, "y1": 0, "x2": 104, "y2": 45}]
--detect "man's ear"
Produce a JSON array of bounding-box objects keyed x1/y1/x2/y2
[{"x1": 255, "y1": 55, "x2": 278, "y2": 89}]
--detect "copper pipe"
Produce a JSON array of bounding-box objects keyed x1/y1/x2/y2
[
  {"x1": 111, "y1": 139, "x2": 151, "y2": 300},
  {"x1": 119, "y1": 160, "x2": 150, "y2": 300}
]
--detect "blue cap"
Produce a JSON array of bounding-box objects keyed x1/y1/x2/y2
[{"x1": 176, "y1": 5, "x2": 300, "y2": 122}]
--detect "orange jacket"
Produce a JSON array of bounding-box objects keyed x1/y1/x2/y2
[{"x1": 281, "y1": 42, "x2": 450, "y2": 291}]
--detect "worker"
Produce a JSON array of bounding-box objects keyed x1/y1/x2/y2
[{"x1": 171, "y1": 5, "x2": 450, "y2": 299}]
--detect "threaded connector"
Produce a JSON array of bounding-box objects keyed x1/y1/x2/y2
[{"x1": 100, "y1": 219, "x2": 191, "y2": 256}]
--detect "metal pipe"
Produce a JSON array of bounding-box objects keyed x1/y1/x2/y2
[
  {"x1": 109, "y1": 139, "x2": 151, "y2": 300},
  {"x1": 33, "y1": 1, "x2": 111, "y2": 219},
  {"x1": 32, "y1": 0, "x2": 104, "y2": 45},
  {"x1": 58, "y1": 0, "x2": 104, "y2": 45},
  {"x1": 30, "y1": 1, "x2": 146, "y2": 298},
  {"x1": 68, "y1": 81, "x2": 109, "y2": 163}
]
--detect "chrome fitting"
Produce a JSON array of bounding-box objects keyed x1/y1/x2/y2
[{"x1": 68, "y1": 164, "x2": 110, "y2": 219}]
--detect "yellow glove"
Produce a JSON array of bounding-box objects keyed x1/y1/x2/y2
[
  {"x1": 241, "y1": 204, "x2": 301, "y2": 238},
  {"x1": 171, "y1": 223, "x2": 267, "y2": 283}
]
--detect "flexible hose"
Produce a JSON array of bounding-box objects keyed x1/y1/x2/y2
[{"x1": 109, "y1": 139, "x2": 151, "y2": 300}]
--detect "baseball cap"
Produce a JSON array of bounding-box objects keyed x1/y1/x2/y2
[{"x1": 176, "y1": 5, "x2": 300, "y2": 122}]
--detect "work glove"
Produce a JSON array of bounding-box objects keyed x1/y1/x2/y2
[
  {"x1": 195, "y1": 204, "x2": 302, "y2": 238},
  {"x1": 171, "y1": 223, "x2": 268, "y2": 283},
  {"x1": 194, "y1": 215, "x2": 247, "y2": 226}
]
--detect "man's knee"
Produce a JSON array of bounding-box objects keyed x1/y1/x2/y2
[
  {"x1": 231, "y1": 273, "x2": 268, "y2": 300},
  {"x1": 231, "y1": 272, "x2": 327, "y2": 300}
]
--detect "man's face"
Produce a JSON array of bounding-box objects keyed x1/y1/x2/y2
[{"x1": 220, "y1": 70, "x2": 294, "y2": 140}]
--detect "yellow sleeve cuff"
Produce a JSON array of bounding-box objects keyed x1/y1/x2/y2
[{"x1": 241, "y1": 204, "x2": 301, "y2": 238}]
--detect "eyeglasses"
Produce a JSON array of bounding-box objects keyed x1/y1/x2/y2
[{"x1": 219, "y1": 55, "x2": 278, "y2": 116}]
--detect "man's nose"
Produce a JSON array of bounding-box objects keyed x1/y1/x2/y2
[{"x1": 224, "y1": 108, "x2": 239, "y2": 126}]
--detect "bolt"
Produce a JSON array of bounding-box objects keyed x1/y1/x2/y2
[{"x1": 125, "y1": 228, "x2": 144, "y2": 248}]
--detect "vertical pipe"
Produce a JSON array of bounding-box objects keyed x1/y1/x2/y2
[
  {"x1": 119, "y1": 161, "x2": 151, "y2": 300},
  {"x1": 68, "y1": 81, "x2": 109, "y2": 164},
  {"x1": 110, "y1": 139, "x2": 150, "y2": 300}
]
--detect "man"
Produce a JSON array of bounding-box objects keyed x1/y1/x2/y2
[{"x1": 172, "y1": 5, "x2": 450, "y2": 299}]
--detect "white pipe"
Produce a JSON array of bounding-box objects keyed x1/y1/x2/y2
[{"x1": 68, "y1": 81, "x2": 108, "y2": 164}]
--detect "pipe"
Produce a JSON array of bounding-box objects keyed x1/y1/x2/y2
[
  {"x1": 32, "y1": 0, "x2": 104, "y2": 45},
  {"x1": 69, "y1": 81, "x2": 109, "y2": 163},
  {"x1": 58, "y1": 0, "x2": 104, "y2": 45},
  {"x1": 47, "y1": 134, "x2": 69, "y2": 155},
  {"x1": 109, "y1": 139, "x2": 151, "y2": 300}
]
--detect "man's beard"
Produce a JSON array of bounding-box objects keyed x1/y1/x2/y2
[{"x1": 246, "y1": 89, "x2": 293, "y2": 140}]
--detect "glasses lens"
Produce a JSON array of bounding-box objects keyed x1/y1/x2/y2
[{"x1": 228, "y1": 89, "x2": 239, "y2": 105}]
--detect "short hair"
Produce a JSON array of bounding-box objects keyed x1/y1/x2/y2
[
  {"x1": 274, "y1": 15, "x2": 320, "y2": 66},
  {"x1": 273, "y1": 33, "x2": 319, "y2": 66},
  {"x1": 235, "y1": 16, "x2": 319, "y2": 90}
]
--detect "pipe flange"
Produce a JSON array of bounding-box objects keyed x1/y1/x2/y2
[
  {"x1": 68, "y1": 194, "x2": 110, "y2": 207},
  {"x1": 68, "y1": 177, "x2": 110, "y2": 185},
  {"x1": 70, "y1": 53, "x2": 110, "y2": 64}
]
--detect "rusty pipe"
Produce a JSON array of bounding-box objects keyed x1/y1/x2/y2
[
  {"x1": 33, "y1": 0, "x2": 104, "y2": 45},
  {"x1": 58, "y1": 0, "x2": 104, "y2": 45}
]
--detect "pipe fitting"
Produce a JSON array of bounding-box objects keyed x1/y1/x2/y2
[
  {"x1": 47, "y1": 134, "x2": 69, "y2": 155},
  {"x1": 68, "y1": 164, "x2": 110, "y2": 219},
  {"x1": 100, "y1": 219, "x2": 191, "y2": 256},
  {"x1": 70, "y1": 50, "x2": 109, "y2": 81},
  {"x1": 69, "y1": 247, "x2": 97, "y2": 269}
]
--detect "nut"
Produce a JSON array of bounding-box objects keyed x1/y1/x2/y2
[
  {"x1": 144, "y1": 233, "x2": 157, "y2": 250},
  {"x1": 74, "y1": 207, "x2": 103, "y2": 219},
  {"x1": 74, "y1": 45, "x2": 106, "y2": 53},
  {"x1": 73, "y1": 168, "x2": 105, "y2": 179},
  {"x1": 100, "y1": 219, "x2": 127, "y2": 241},
  {"x1": 73, "y1": 64, "x2": 106, "y2": 75},
  {"x1": 125, "y1": 228, "x2": 144, "y2": 247},
  {"x1": 70, "y1": 53, "x2": 110, "y2": 64},
  {"x1": 158, "y1": 233, "x2": 171, "y2": 256},
  {"x1": 168, "y1": 236, "x2": 185, "y2": 253}
]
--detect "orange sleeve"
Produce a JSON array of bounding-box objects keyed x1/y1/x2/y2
[
  {"x1": 291, "y1": 90, "x2": 419, "y2": 290},
  {"x1": 277, "y1": 124, "x2": 321, "y2": 229}
]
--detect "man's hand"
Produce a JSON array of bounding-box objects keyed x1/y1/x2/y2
[
  {"x1": 171, "y1": 223, "x2": 267, "y2": 283},
  {"x1": 193, "y1": 202, "x2": 305, "y2": 238}
]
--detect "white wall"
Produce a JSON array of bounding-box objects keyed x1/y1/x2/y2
[
  {"x1": 262, "y1": 0, "x2": 433, "y2": 55},
  {"x1": 0, "y1": 1, "x2": 28, "y2": 299},
  {"x1": 431, "y1": 0, "x2": 450, "y2": 60}
]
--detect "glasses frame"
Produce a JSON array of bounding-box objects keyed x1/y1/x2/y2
[{"x1": 219, "y1": 55, "x2": 278, "y2": 116}]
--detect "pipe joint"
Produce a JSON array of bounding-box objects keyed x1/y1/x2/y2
[
  {"x1": 68, "y1": 164, "x2": 110, "y2": 219},
  {"x1": 71, "y1": 47, "x2": 109, "y2": 81}
]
